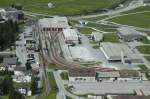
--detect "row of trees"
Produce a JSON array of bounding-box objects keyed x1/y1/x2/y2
[
  {"x1": 0, "y1": 20, "x2": 19, "y2": 51},
  {"x1": 0, "y1": 74, "x2": 25, "y2": 99}
]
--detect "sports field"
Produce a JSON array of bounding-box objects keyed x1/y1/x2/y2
[{"x1": 0, "y1": 0, "x2": 122, "y2": 15}]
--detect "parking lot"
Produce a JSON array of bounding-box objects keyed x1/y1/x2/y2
[
  {"x1": 71, "y1": 81, "x2": 150, "y2": 95},
  {"x1": 16, "y1": 26, "x2": 39, "y2": 67}
]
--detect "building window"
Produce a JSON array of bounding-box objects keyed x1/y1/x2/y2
[
  {"x1": 46, "y1": 28, "x2": 49, "y2": 31},
  {"x1": 43, "y1": 28, "x2": 46, "y2": 31},
  {"x1": 58, "y1": 28, "x2": 63, "y2": 31},
  {"x1": 75, "y1": 78, "x2": 78, "y2": 81},
  {"x1": 52, "y1": 28, "x2": 55, "y2": 31}
]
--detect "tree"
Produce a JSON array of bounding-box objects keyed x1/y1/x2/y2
[
  {"x1": 30, "y1": 77, "x2": 38, "y2": 95},
  {"x1": 2, "y1": 75, "x2": 13, "y2": 94},
  {"x1": 9, "y1": 86, "x2": 25, "y2": 99},
  {"x1": 0, "y1": 19, "x2": 19, "y2": 51},
  {"x1": 25, "y1": 61, "x2": 32, "y2": 70}
]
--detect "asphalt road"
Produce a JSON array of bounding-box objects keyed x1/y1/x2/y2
[{"x1": 71, "y1": 81, "x2": 150, "y2": 95}]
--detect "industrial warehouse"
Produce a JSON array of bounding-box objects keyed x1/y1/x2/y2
[
  {"x1": 68, "y1": 68, "x2": 142, "y2": 82},
  {"x1": 100, "y1": 42, "x2": 142, "y2": 63},
  {"x1": 63, "y1": 28, "x2": 81, "y2": 44},
  {"x1": 117, "y1": 27, "x2": 142, "y2": 42}
]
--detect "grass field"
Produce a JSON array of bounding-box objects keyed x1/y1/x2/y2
[
  {"x1": 109, "y1": 12, "x2": 150, "y2": 28},
  {"x1": 85, "y1": 15, "x2": 108, "y2": 22},
  {"x1": 141, "y1": 36, "x2": 150, "y2": 44},
  {"x1": 45, "y1": 72, "x2": 58, "y2": 99},
  {"x1": 78, "y1": 27, "x2": 95, "y2": 35},
  {"x1": 145, "y1": 56, "x2": 150, "y2": 62},
  {"x1": 60, "y1": 72, "x2": 69, "y2": 80},
  {"x1": 3, "y1": 96, "x2": 9, "y2": 99},
  {"x1": 92, "y1": 45, "x2": 100, "y2": 49},
  {"x1": 0, "y1": 0, "x2": 122, "y2": 15},
  {"x1": 86, "y1": 22, "x2": 117, "y2": 32},
  {"x1": 138, "y1": 65, "x2": 149, "y2": 72},
  {"x1": 136, "y1": 46, "x2": 150, "y2": 54},
  {"x1": 103, "y1": 33, "x2": 119, "y2": 42},
  {"x1": 123, "y1": 6, "x2": 150, "y2": 14},
  {"x1": 66, "y1": 96, "x2": 73, "y2": 99}
]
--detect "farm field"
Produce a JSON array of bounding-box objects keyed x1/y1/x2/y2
[{"x1": 0, "y1": 0, "x2": 122, "y2": 15}]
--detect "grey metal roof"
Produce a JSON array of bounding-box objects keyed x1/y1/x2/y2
[
  {"x1": 39, "y1": 17, "x2": 69, "y2": 29},
  {"x1": 3, "y1": 57, "x2": 17, "y2": 65},
  {"x1": 119, "y1": 70, "x2": 140, "y2": 78},
  {"x1": 100, "y1": 42, "x2": 133, "y2": 60},
  {"x1": 117, "y1": 27, "x2": 141, "y2": 36},
  {"x1": 97, "y1": 71, "x2": 120, "y2": 78},
  {"x1": 112, "y1": 95, "x2": 149, "y2": 99},
  {"x1": 69, "y1": 68, "x2": 95, "y2": 77},
  {"x1": 63, "y1": 29, "x2": 79, "y2": 41}
]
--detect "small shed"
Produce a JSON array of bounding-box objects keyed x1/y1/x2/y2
[{"x1": 91, "y1": 32, "x2": 103, "y2": 42}]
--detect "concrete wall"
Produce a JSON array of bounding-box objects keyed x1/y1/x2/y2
[{"x1": 69, "y1": 77, "x2": 96, "y2": 82}]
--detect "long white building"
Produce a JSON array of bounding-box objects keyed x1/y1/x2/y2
[
  {"x1": 63, "y1": 28, "x2": 81, "y2": 44},
  {"x1": 38, "y1": 16, "x2": 69, "y2": 33}
]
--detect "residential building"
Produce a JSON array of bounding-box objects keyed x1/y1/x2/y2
[
  {"x1": 117, "y1": 27, "x2": 142, "y2": 42},
  {"x1": 0, "y1": 8, "x2": 6, "y2": 21},
  {"x1": 0, "y1": 7, "x2": 24, "y2": 22},
  {"x1": 6, "y1": 9, "x2": 24, "y2": 21},
  {"x1": 13, "y1": 66, "x2": 31, "y2": 83},
  {"x1": 3, "y1": 57, "x2": 17, "y2": 65},
  {"x1": 0, "y1": 63, "x2": 15, "y2": 71}
]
